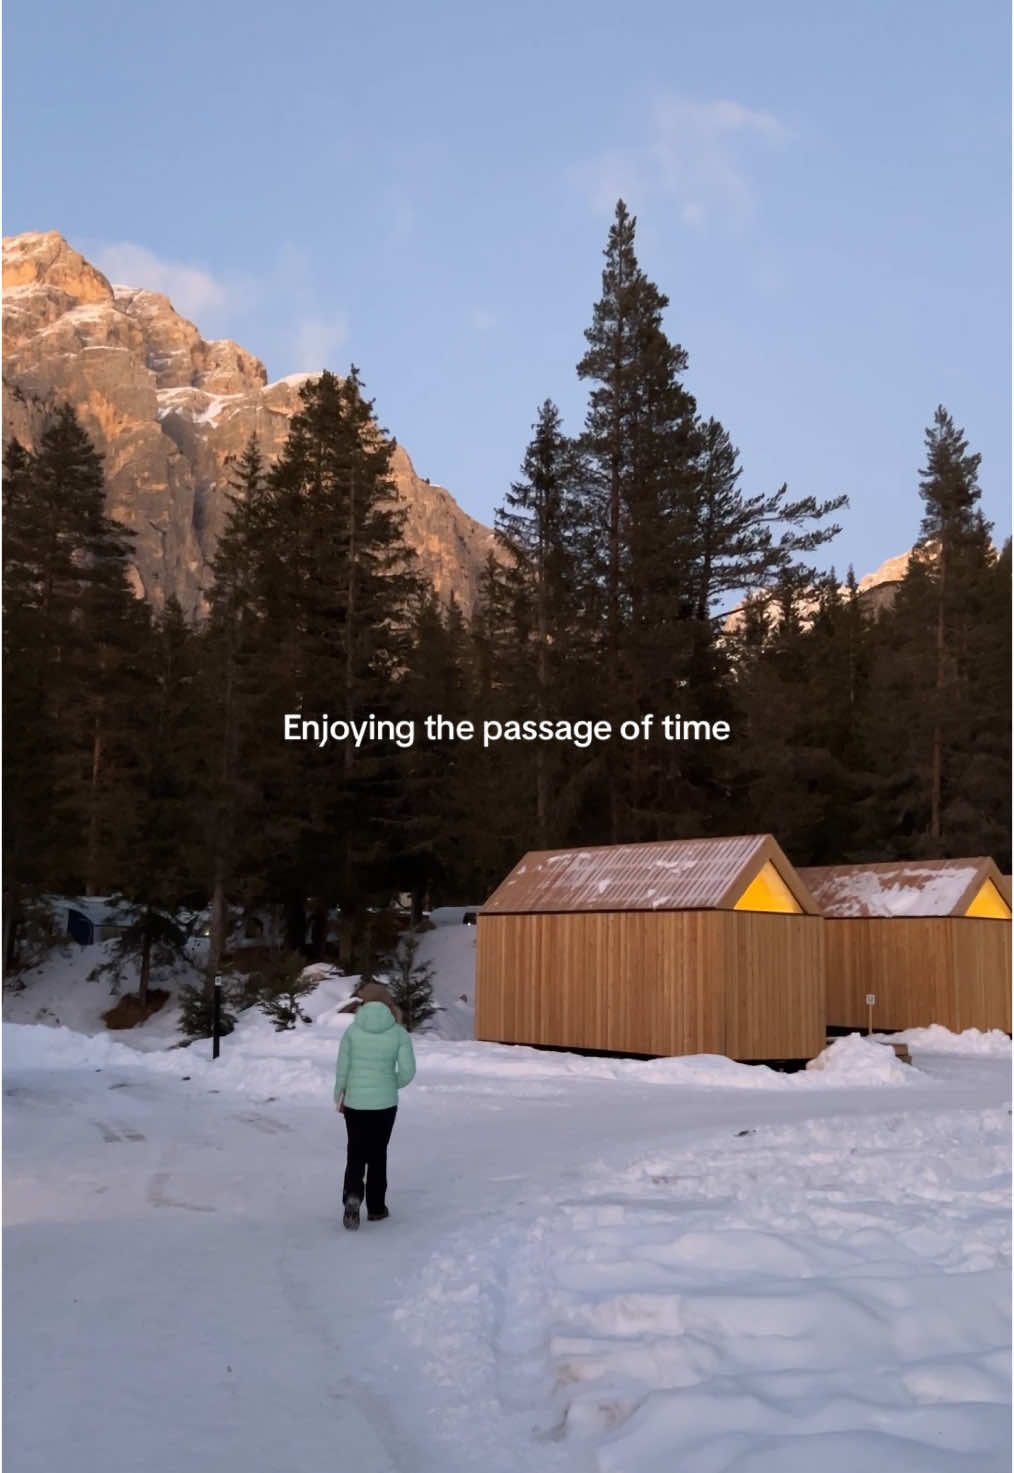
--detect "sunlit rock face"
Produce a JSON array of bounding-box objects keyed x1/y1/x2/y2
[{"x1": 3, "y1": 231, "x2": 496, "y2": 617}]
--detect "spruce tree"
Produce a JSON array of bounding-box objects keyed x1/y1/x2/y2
[
  {"x1": 494, "y1": 400, "x2": 597, "y2": 845},
  {"x1": 575, "y1": 201, "x2": 701, "y2": 838},
  {"x1": 914, "y1": 407, "x2": 992, "y2": 841},
  {"x1": 398, "y1": 590, "x2": 473, "y2": 905},
  {"x1": 730, "y1": 569, "x2": 878, "y2": 863},
  {"x1": 689, "y1": 417, "x2": 847, "y2": 622},
  {"x1": 866, "y1": 408, "x2": 1006, "y2": 858},
  {"x1": 383, "y1": 931, "x2": 438, "y2": 1032},
  {"x1": 3, "y1": 409, "x2": 142, "y2": 962},
  {"x1": 202, "y1": 372, "x2": 425, "y2": 967},
  {"x1": 202, "y1": 436, "x2": 274, "y2": 983},
  {"x1": 461, "y1": 554, "x2": 541, "y2": 887},
  {"x1": 114, "y1": 598, "x2": 205, "y2": 1005},
  {"x1": 577, "y1": 203, "x2": 698, "y2": 691}
]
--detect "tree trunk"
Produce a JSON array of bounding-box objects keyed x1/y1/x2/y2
[
  {"x1": 307, "y1": 897, "x2": 328, "y2": 960},
  {"x1": 930, "y1": 550, "x2": 947, "y2": 843},
  {"x1": 3, "y1": 892, "x2": 21, "y2": 975},
  {"x1": 138, "y1": 911, "x2": 152, "y2": 1008},
  {"x1": 284, "y1": 894, "x2": 306, "y2": 953},
  {"x1": 339, "y1": 909, "x2": 359, "y2": 974},
  {"x1": 207, "y1": 616, "x2": 236, "y2": 991},
  {"x1": 85, "y1": 711, "x2": 104, "y2": 896}
]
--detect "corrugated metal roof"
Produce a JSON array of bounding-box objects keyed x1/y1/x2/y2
[
  {"x1": 799, "y1": 858, "x2": 1002, "y2": 918},
  {"x1": 482, "y1": 835, "x2": 817, "y2": 914}
]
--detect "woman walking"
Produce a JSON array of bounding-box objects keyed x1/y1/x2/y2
[{"x1": 334, "y1": 983, "x2": 416, "y2": 1230}]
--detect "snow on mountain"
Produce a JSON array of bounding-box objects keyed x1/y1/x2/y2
[{"x1": 2, "y1": 230, "x2": 497, "y2": 617}]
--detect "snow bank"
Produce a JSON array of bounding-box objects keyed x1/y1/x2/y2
[
  {"x1": 3, "y1": 1022, "x2": 143, "y2": 1073},
  {"x1": 412, "y1": 916, "x2": 477, "y2": 1041},
  {"x1": 417, "y1": 1040, "x2": 802, "y2": 1089},
  {"x1": 2, "y1": 935, "x2": 196, "y2": 1051},
  {"x1": 806, "y1": 1032, "x2": 912, "y2": 1083},
  {"x1": 882, "y1": 1024, "x2": 1013, "y2": 1057},
  {"x1": 5, "y1": 1006, "x2": 925, "y2": 1101},
  {"x1": 419, "y1": 1036, "x2": 919, "y2": 1091}
]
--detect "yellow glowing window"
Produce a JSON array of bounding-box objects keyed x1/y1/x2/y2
[
  {"x1": 734, "y1": 861, "x2": 802, "y2": 914},
  {"x1": 964, "y1": 879, "x2": 1011, "y2": 919}
]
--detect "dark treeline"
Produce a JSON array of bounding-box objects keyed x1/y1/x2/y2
[{"x1": 4, "y1": 202, "x2": 1010, "y2": 988}]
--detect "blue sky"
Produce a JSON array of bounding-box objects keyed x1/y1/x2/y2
[{"x1": 4, "y1": 0, "x2": 1010, "y2": 578}]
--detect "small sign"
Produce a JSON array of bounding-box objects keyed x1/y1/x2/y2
[{"x1": 865, "y1": 994, "x2": 876, "y2": 1006}]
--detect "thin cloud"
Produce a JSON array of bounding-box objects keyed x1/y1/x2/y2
[
  {"x1": 581, "y1": 95, "x2": 791, "y2": 229},
  {"x1": 290, "y1": 313, "x2": 349, "y2": 371},
  {"x1": 90, "y1": 237, "x2": 350, "y2": 375},
  {"x1": 94, "y1": 242, "x2": 237, "y2": 319}
]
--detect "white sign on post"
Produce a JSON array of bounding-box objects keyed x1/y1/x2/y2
[{"x1": 865, "y1": 994, "x2": 876, "y2": 1006}]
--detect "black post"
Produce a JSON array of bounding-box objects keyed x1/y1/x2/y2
[{"x1": 212, "y1": 974, "x2": 222, "y2": 1059}]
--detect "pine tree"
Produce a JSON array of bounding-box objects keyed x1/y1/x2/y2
[
  {"x1": 577, "y1": 203, "x2": 698, "y2": 693},
  {"x1": 114, "y1": 598, "x2": 205, "y2": 1005},
  {"x1": 382, "y1": 931, "x2": 438, "y2": 1032},
  {"x1": 202, "y1": 436, "x2": 274, "y2": 984},
  {"x1": 866, "y1": 408, "x2": 1006, "y2": 858},
  {"x1": 914, "y1": 407, "x2": 992, "y2": 842},
  {"x1": 202, "y1": 372, "x2": 425, "y2": 968},
  {"x1": 2, "y1": 409, "x2": 142, "y2": 962},
  {"x1": 575, "y1": 201, "x2": 701, "y2": 838},
  {"x1": 250, "y1": 950, "x2": 317, "y2": 1031},
  {"x1": 398, "y1": 590, "x2": 473, "y2": 905},
  {"x1": 962, "y1": 540, "x2": 1012, "y2": 867},
  {"x1": 494, "y1": 400, "x2": 597, "y2": 845},
  {"x1": 459, "y1": 554, "x2": 541, "y2": 886},
  {"x1": 688, "y1": 417, "x2": 847, "y2": 622},
  {"x1": 731, "y1": 568, "x2": 879, "y2": 862}
]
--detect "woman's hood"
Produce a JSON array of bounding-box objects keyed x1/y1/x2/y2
[{"x1": 354, "y1": 1000, "x2": 399, "y2": 1033}]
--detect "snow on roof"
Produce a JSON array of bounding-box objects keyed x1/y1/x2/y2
[
  {"x1": 482, "y1": 835, "x2": 818, "y2": 915},
  {"x1": 799, "y1": 858, "x2": 1004, "y2": 918},
  {"x1": 59, "y1": 895, "x2": 131, "y2": 926}
]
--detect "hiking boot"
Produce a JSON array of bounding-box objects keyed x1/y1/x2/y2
[
  {"x1": 343, "y1": 1196, "x2": 361, "y2": 1231},
  {"x1": 367, "y1": 1207, "x2": 389, "y2": 1222}
]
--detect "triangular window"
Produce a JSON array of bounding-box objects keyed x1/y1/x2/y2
[
  {"x1": 734, "y1": 860, "x2": 802, "y2": 914},
  {"x1": 965, "y1": 879, "x2": 1011, "y2": 919}
]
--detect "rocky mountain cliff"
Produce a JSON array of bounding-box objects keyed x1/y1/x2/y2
[
  {"x1": 722, "y1": 547, "x2": 914, "y2": 635},
  {"x1": 2, "y1": 231, "x2": 496, "y2": 616}
]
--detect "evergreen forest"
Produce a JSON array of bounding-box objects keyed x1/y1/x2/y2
[{"x1": 4, "y1": 202, "x2": 1010, "y2": 985}]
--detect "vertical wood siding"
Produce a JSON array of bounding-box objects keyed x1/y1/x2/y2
[
  {"x1": 723, "y1": 912, "x2": 825, "y2": 1058},
  {"x1": 475, "y1": 911, "x2": 824, "y2": 1059},
  {"x1": 823, "y1": 918, "x2": 1011, "y2": 1032}
]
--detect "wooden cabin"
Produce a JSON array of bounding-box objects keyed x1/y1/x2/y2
[
  {"x1": 800, "y1": 858, "x2": 1012, "y2": 1034},
  {"x1": 476, "y1": 835, "x2": 824, "y2": 1061}
]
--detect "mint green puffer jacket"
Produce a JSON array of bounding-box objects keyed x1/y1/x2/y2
[{"x1": 334, "y1": 1002, "x2": 416, "y2": 1110}]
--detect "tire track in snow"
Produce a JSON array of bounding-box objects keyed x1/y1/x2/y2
[
  {"x1": 231, "y1": 1112, "x2": 292, "y2": 1135},
  {"x1": 145, "y1": 1169, "x2": 216, "y2": 1213},
  {"x1": 90, "y1": 1119, "x2": 147, "y2": 1143}
]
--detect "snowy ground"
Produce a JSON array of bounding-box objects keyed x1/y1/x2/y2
[
  {"x1": 1, "y1": 906, "x2": 479, "y2": 1047},
  {"x1": 3, "y1": 922, "x2": 1011, "y2": 1473}
]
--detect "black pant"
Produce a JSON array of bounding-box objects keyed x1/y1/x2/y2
[{"x1": 342, "y1": 1106, "x2": 398, "y2": 1213}]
